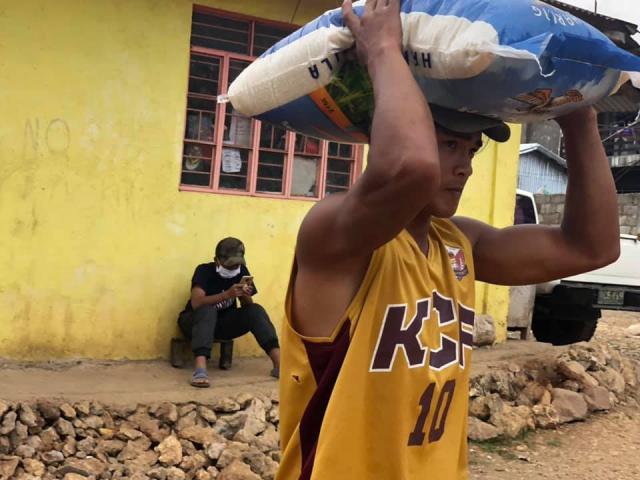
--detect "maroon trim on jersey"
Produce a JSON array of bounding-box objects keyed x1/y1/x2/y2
[{"x1": 298, "y1": 320, "x2": 351, "y2": 480}]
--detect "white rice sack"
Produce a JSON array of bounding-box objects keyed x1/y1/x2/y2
[{"x1": 225, "y1": 0, "x2": 640, "y2": 143}]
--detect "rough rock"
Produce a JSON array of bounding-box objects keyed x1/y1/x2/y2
[
  {"x1": 63, "y1": 474, "x2": 86, "y2": 480},
  {"x1": 37, "y1": 402, "x2": 61, "y2": 423},
  {"x1": 176, "y1": 412, "x2": 198, "y2": 432},
  {"x1": 125, "y1": 450, "x2": 159, "y2": 473},
  {"x1": 58, "y1": 457, "x2": 107, "y2": 477},
  {"x1": 77, "y1": 437, "x2": 97, "y2": 455},
  {"x1": 531, "y1": 404, "x2": 560, "y2": 429},
  {"x1": 118, "y1": 437, "x2": 152, "y2": 461},
  {"x1": 551, "y1": 388, "x2": 588, "y2": 423},
  {"x1": 473, "y1": 314, "x2": 496, "y2": 346},
  {"x1": 468, "y1": 416, "x2": 501, "y2": 441},
  {"x1": 179, "y1": 452, "x2": 208, "y2": 471},
  {"x1": 212, "y1": 399, "x2": 241, "y2": 414},
  {"x1": 197, "y1": 406, "x2": 217, "y2": 424},
  {"x1": 218, "y1": 460, "x2": 261, "y2": 480},
  {"x1": 166, "y1": 467, "x2": 187, "y2": 480},
  {"x1": 39, "y1": 427, "x2": 60, "y2": 451},
  {"x1": 15, "y1": 444, "x2": 36, "y2": 458},
  {"x1": 18, "y1": 405, "x2": 39, "y2": 428},
  {"x1": 252, "y1": 426, "x2": 279, "y2": 453},
  {"x1": 21, "y1": 458, "x2": 45, "y2": 476},
  {"x1": 216, "y1": 443, "x2": 249, "y2": 470},
  {"x1": 243, "y1": 448, "x2": 278, "y2": 479},
  {"x1": 55, "y1": 418, "x2": 76, "y2": 437},
  {"x1": 0, "y1": 411, "x2": 17, "y2": 435},
  {"x1": 62, "y1": 437, "x2": 77, "y2": 457},
  {"x1": 178, "y1": 426, "x2": 220, "y2": 446},
  {"x1": 154, "y1": 403, "x2": 178, "y2": 424},
  {"x1": 59, "y1": 404, "x2": 77, "y2": 420},
  {"x1": 557, "y1": 359, "x2": 599, "y2": 388},
  {"x1": 156, "y1": 436, "x2": 183, "y2": 467},
  {"x1": 205, "y1": 440, "x2": 226, "y2": 461},
  {"x1": 592, "y1": 367, "x2": 626, "y2": 395},
  {"x1": 0, "y1": 401, "x2": 9, "y2": 419},
  {"x1": 41, "y1": 450, "x2": 65, "y2": 465},
  {"x1": 235, "y1": 394, "x2": 254, "y2": 409},
  {"x1": 74, "y1": 402, "x2": 91, "y2": 416},
  {"x1": 489, "y1": 405, "x2": 534, "y2": 438},
  {"x1": 0, "y1": 456, "x2": 20, "y2": 479},
  {"x1": 582, "y1": 385, "x2": 612, "y2": 411}
]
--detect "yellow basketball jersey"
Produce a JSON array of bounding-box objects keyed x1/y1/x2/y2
[{"x1": 277, "y1": 219, "x2": 476, "y2": 480}]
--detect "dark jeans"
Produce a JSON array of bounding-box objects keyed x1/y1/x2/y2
[{"x1": 178, "y1": 303, "x2": 279, "y2": 359}]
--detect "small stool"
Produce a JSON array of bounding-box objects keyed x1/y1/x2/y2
[{"x1": 170, "y1": 337, "x2": 234, "y2": 370}]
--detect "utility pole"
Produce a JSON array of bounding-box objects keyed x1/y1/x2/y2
[{"x1": 594, "y1": 0, "x2": 598, "y2": 13}]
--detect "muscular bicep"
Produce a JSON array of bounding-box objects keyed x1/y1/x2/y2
[
  {"x1": 297, "y1": 163, "x2": 438, "y2": 267},
  {"x1": 453, "y1": 217, "x2": 604, "y2": 286}
]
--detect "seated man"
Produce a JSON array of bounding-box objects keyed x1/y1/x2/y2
[{"x1": 178, "y1": 237, "x2": 280, "y2": 387}]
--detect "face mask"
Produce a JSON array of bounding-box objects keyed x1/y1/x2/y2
[{"x1": 216, "y1": 264, "x2": 241, "y2": 279}]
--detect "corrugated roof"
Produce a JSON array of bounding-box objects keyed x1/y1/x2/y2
[{"x1": 520, "y1": 143, "x2": 568, "y2": 168}]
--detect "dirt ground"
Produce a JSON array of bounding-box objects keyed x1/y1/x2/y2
[
  {"x1": 0, "y1": 330, "x2": 565, "y2": 405},
  {"x1": 1, "y1": 311, "x2": 638, "y2": 479},
  {"x1": 469, "y1": 310, "x2": 640, "y2": 480}
]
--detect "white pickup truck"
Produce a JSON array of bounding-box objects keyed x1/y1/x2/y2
[{"x1": 509, "y1": 190, "x2": 640, "y2": 345}]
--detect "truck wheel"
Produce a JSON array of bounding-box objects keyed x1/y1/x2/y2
[{"x1": 531, "y1": 303, "x2": 599, "y2": 346}]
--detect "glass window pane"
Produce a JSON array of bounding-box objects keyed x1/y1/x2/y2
[
  {"x1": 291, "y1": 156, "x2": 319, "y2": 197},
  {"x1": 224, "y1": 111, "x2": 252, "y2": 147},
  {"x1": 185, "y1": 111, "x2": 215, "y2": 142},
  {"x1": 328, "y1": 141, "x2": 339, "y2": 157},
  {"x1": 325, "y1": 157, "x2": 353, "y2": 197},
  {"x1": 260, "y1": 125, "x2": 287, "y2": 150},
  {"x1": 191, "y1": 13, "x2": 250, "y2": 55},
  {"x1": 188, "y1": 56, "x2": 220, "y2": 97},
  {"x1": 294, "y1": 135, "x2": 321, "y2": 155},
  {"x1": 339, "y1": 144, "x2": 353, "y2": 158},
  {"x1": 257, "y1": 151, "x2": 285, "y2": 193},
  {"x1": 187, "y1": 96, "x2": 215, "y2": 112},
  {"x1": 326, "y1": 172, "x2": 350, "y2": 187},
  {"x1": 253, "y1": 23, "x2": 295, "y2": 56},
  {"x1": 190, "y1": 56, "x2": 220, "y2": 80},
  {"x1": 199, "y1": 113, "x2": 214, "y2": 142},
  {"x1": 325, "y1": 185, "x2": 349, "y2": 196},
  {"x1": 181, "y1": 143, "x2": 214, "y2": 187},
  {"x1": 514, "y1": 194, "x2": 537, "y2": 225},
  {"x1": 327, "y1": 158, "x2": 352, "y2": 174},
  {"x1": 219, "y1": 147, "x2": 249, "y2": 191}
]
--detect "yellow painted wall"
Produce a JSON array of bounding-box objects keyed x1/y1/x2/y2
[
  {"x1": 0, "y1": 0, "x2": 519, "y2": 361},
  {"x1": 458, "y1": 132, "x2": 522, "y2": 342}
]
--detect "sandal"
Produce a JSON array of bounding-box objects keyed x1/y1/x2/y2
[
  {"x1": 190, "y1": 367, "x2": 210, "y2": 388},
  {"x1": 270, "y1": 367, "x2": 280, "y2": 379}
]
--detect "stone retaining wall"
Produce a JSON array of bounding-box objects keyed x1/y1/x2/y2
[{"x1": 0, "y1": 344, "x2": 638, "y2": 479}]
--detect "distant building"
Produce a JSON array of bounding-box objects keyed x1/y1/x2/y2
[{"x1": 518, "y1": 144, "x2": 568, "y2": 194}]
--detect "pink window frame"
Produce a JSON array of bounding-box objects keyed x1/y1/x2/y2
[{"x1": 179, "y1": 6, "x2": 365, "y2": 201}]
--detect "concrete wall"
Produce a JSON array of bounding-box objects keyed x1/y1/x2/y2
[
  {"x1": 522, "y1": 121, "x2": 562, "y2": 154},
  {"x1": 0, "y1": 0, "x2": 522, "y2": 360},
  {"x1": 535, "y1": 193, "x2": 640, "y2": 235}
]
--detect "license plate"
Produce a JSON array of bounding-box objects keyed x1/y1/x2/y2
[{"x1": 597, "y1": 289, "x2": 625, "y2": 306}]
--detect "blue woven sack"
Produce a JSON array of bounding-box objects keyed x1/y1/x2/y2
[{"x1": 226, "y1": 0, "x2": 640, "y2": 142}]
